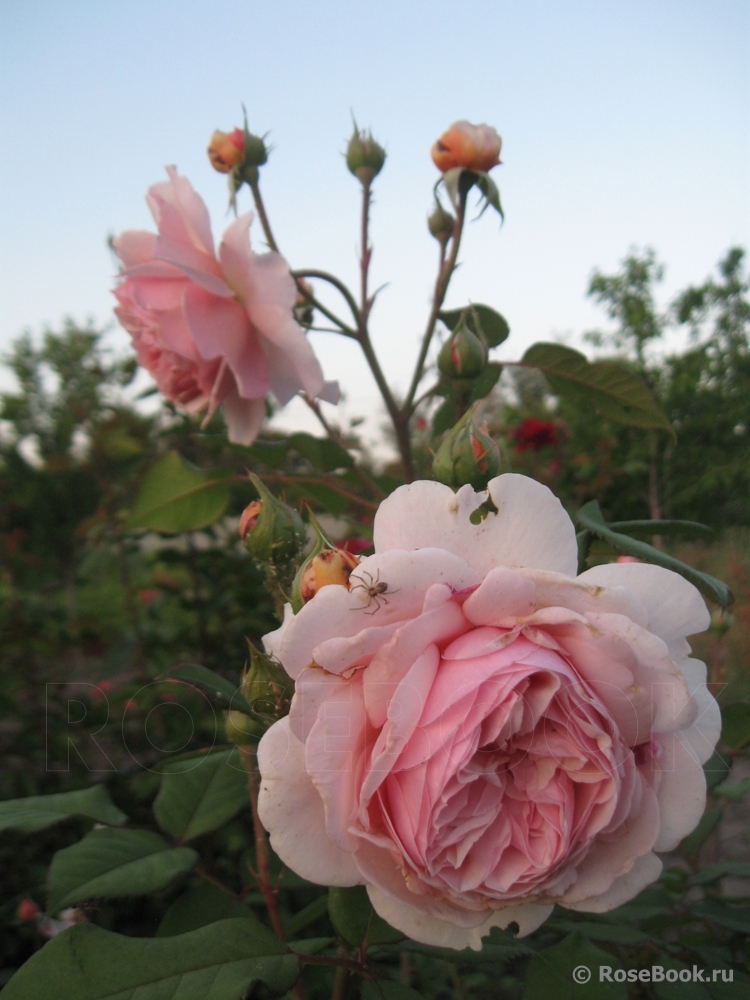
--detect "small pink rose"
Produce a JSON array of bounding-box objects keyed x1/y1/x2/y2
[
  {"x1": 113, "y1": 167, "x2": 338, "y2": 445},
  {"x1": 257, "y1": 475, "x2": 718, "y2": 949}
]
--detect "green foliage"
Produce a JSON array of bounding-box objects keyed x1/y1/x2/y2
[
  {"x1": 522, "y1": 342, "x2": 672, "y2": 431},
  {"x1": 152, "y1": 747, "x2": 250, "y2": 842},
  {"x1": 327, "y1": 886, "x2": 402, "y2": 948},
  {"x1": 166, "y1": 663, "x2": 254, "y2": 717},
  {"x1": 0, "y1": 785, "x2": 126, "y2": 833},
  {"x1": 47, "y1": 828, "x2": 198, "y2": 912},
  {"x1": 438, "y1": 303, "x2": 510, "y2": 349},
  {"x1": 126, "y1": 452, "x2": 232, "y2": 533},
  {"x1": 522, "y1": 933, "x2": 627, "y2": 999},
  {"x1": 1, "y1": 918, "x2": 298, "y2": 1000},
  {"x1": 720, "y1": 703, "x2": 750, "y2": 750},
  {"x1": 576, "y1": 500, "x2": 733, "y2": 607}
]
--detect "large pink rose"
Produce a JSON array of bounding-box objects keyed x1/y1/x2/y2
[
  {"x1": 257, "y1": 475, "x2": 719, "y2": 949},
  {"x1": 113, "y1": 167, "x2": 337, "y2": 444}
]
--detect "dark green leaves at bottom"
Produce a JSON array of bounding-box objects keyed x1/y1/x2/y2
[
  {"x1": 0, "y1": 784, "x2": 126, "y2": 833},
  {"x1": 522, "y1": 933, "x2": 627, "y2": 1000},
  {"x1": 2, "y1": 918, "x2": 298, "y2": 1000},
  {"x1": 361, "y1": 982, "x2": 425, "y2": 1000},
  {"x1": 47, "y1": 828, "x2": 197, "y2": 913},
  {"x1": 153, "y1": 747, "x2": 249, "y2": 842},
  {"x1": 328, "y1": 886, "x2": 403, "y2": 947},
  {"x1": 720, "y1": 703, "x2": 750, "y2": 750},
  {"x1": 576, "y1": 500, "x2": 733, "y2": 608}
]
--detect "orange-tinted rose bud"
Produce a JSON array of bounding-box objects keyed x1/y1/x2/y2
[
  {"x1": 18, "y1": 899, "x2": 40, "y2": 923},
  {"x1": 208, "y1": 128, "x2": 246, "y2": 173},
  {"x1": 431, "y1": 121, "x2": 502, "y2": 174},
  {"x1": 239, "y1": 500, "x2": 263, "y2": 541},
  {"x1": 299, "y1": 548, "x2": 360, "y2": 605}
]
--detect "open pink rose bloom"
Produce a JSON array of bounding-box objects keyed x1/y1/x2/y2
[
  {"x1": 113, "y1": 167, "x2": 337, "y2": 444},
  {"x1": 258, "y1": 475, "x2": 719, "y2": 949}
]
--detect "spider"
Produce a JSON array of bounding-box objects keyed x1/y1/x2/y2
[{"x1": 349, "y1": 569, "x2": 398, "y2": 614}]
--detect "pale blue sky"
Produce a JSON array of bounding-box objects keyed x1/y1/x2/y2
[{"x1": 1, "y1": 0, "x2": 748, "y2": 440}]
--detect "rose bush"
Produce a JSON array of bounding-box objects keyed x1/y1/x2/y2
[
  {"x1": 258, "y1": 474, "x2": 719, "y2": 949},
  {"x1": 113, "y1": 167, "x2": 337, "y2": 444}
]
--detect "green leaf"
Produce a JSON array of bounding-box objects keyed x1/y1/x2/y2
[
  {"x1": 126, "y1": 452, "x2": 231, "y2": 533},
  {"x1": 298, "y1": 481, "x2": 349, "y2": 516},
  {"x1": 679, "y1": 807, "x2": 723, "y2": 855},
  {"x1": 361, "y1": 982, "x2": 425, "y2": 1000},
  {"x1": 706, "y1": 972, "x2": 750, "y2": 999},
  {"x1": 157, "y1": 883, "x2": 251, "y2": 937},
  {"x1": 607, "y1": 519, "x2": 714, "y2": 538},
  {"x1": 522, "y1": 933, "x2": 627, "y2": 999},
  {"x1": 651, "y1": 957, "x2": 712, "y2": 1000},
  {"x1": 692, "y1": 899, "x2": 750, "y2": 934},
  {"x1": 289, "y1": 432, "x2": 354, "y2": 472},
  {"x1": 395, "y1": 928, "x2": 534, "y2": 965},
  {"x1": 599, "y1": 888, "x2": 674, "y2": 923},
  {"x1": 547, "y1": 920, "x2": 651, "y2": 945},
  {"x1": 475, "y1": 172, "x2": 504, "y2": 220},
  {"x1": 439, "y1": 305, "x2": 510, "y2": 349},
  {"x1": 153, "y1": 747, "x2": 249, "y2": 842},
  {"x1": 166, "y1": 663, "x2": 253, "y2": 716},
  {"x1": 0, "y1": 785, "x2": 126, "y2": 833},
  {"x1": 48, "y1": 829, "x2": 197, "y2": 913},
  {"x1": 703, "y1": 750, "x2": 732, "y2": 792},
  {"x1": 469, "y1": 363, "x2": 503, "y2": 402},
  {"x1": 576, "y1": 500, "x2": 734, "y2": 608},
  {"x1": 246, "y1": 439, "x2": 290, "y2": 469},
  {"x1": 522, "y1": 342, "x2": 673, "y2": 432},
  {"x1": 432, "y1": 397, "x2": 458, "y2": 436},
  {"x1": 720, "y1": 703, "x2": 750, "y2": 750},
  {"x1": 328, "y1": 886, "x2": 402, "y2": 947},
  {"x1": 285, "y1": 895, "x2": 330, "y2": 939},
  {"x1": 2, "y1": 918, "x2": 298, "y2": 1000},
  {"x1": 689, "y1": 862, "x2": 750, "y2": 885},
  {"x1": 714, "y1": 778, "x2": 750, "y2": 801}
]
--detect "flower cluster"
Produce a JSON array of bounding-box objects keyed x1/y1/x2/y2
[{"x1": 258, "y1": 475, "x2": 718, "y2": 949}]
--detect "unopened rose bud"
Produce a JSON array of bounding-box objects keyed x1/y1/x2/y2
[
  {"x1": 239, "y1": 500, "x2": 263, "y2": 541},
  {"x1": 243, "y1": 475, "x2": 306, "y2": 566},
  {"x1": 207, "y1": 128, "x2": 246, "y2": 173},
  {"x1": 299, "y1": 548, "x2": 360, "y2": 605},
  {"x1": 346, "y1": 122, "x2": 386, "y2": 186},
  {"x1": 293, "y1": 278, "x2": 314, "y2": 327},
  {"x1": 431, "y1": 121, "x2": 502, "y2": 174},
  {"x1": 433, "y1": 405, "x2": 502, "y2": 491},
  {"x1": 18, "y1": 899, "x2": 40, "y2": 923},
  {"x1": 438, "y1": 319, "x2": 486, "y2": 379},
  {"x1": 428, "y1": 203, "x2": 455, "y2": 243}
]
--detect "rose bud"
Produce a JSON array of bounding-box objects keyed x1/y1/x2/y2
[
  {"x1": 239, "y1": 500, "x2": 263, "y2": 541},
  {"x1": 431, "y1": 121, "x2": 502, "y2": 173},
  {"x1": 427, "y1": 202, "x2": 455, "y2": 244},
  {"x1": 207, "y1": 128, "x2": 245, "y2": 173},
  {"x1": 17, "y1": 899, "x2": 40, "y2": 923},
  {"x1": 433, "y1": 405, "x2": 502, "y2": 491},
  {"x1": 243, "y1": 475, "x2": 306, "y2": 567},
  {"x1": 438, "y1": 319, "x2": 486, "y2": 379},
  {"x1": 346, "y1": 122, "x2": 386, "y2": 185},
  {"x1": 299, "y1": 548, "x2": 360, "y2": 605}
]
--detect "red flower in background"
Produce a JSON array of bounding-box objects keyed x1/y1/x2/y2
[{"x1": 512, "y1": 418, "x2": 560, "y2": 452}]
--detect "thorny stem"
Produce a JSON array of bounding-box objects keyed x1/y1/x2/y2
[
  {"x1": 332, "y1": 959, "x2": 350, "y2": 1000},
  {"x1": 294, "y1": 269, "x2": 362, "y2": 327},
  {"x1": 239, "y1": 745, "x2": 286, "y2": 942},
  {"x1": 404, "y1": 188, "x2": 468, "y2": 415},
  {"x1": 301, "y1": 395, "x2": 387, "y2": 500},
  {"x1": 248, "y1": 175, "x2": 280, "y2": 253}
]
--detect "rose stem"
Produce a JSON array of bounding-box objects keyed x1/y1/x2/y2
[
  {"x1": 239, "y1": 745, "x2": 286, "y2": 942},
  {"x1": 331, "y1": 959, "x2": 350, "y2": 1000}
]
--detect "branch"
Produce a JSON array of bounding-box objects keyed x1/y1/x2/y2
[
  {"x1": 294, "y1": 269, "x2": 362, "y2": 326},
  {"x1": 404, "y1": 187, "x2": 468, "y2": 414}
]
